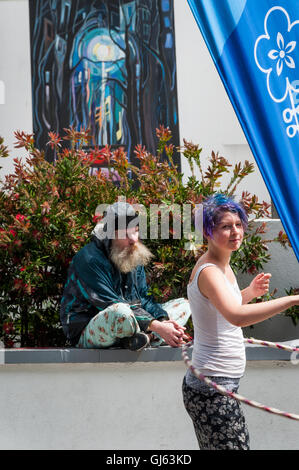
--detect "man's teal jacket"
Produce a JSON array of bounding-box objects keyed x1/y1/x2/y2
[{"x1": 60, "y1": 237, "x2": 168, "y2": 345}]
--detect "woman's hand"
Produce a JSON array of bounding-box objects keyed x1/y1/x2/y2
[
  {"x1": 249, "y1": 272, "x2": 271, "y2": 298},
  {"x1": 241, "y1": 272, "x2": 272, "y2": 305}
]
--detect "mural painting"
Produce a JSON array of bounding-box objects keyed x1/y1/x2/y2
[{"x1": 29, "y1": 0, "x2": 180, "y2": 170}]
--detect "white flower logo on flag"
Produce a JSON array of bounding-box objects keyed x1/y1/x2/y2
[
  {"x1": 268, "y1": 32, "x2": 296, "y2": 77},
  {"x1": 254, "y1": 7, "x2": 299, "y2": 138}
]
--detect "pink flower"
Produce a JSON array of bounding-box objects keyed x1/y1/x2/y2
[
  {"x1": 32, "y1": 230, "x2": 42, "y2": 240},
  {"x1": 3, "y1": 322, "x2": 14, "y2": 334},
  {"x1": 13, "y1": 279, "x2": 24, "y2": 290},
  {"x1": 4, "y1": 338, "x2": 14, "y2": 348},
  {"x1": 16, "y1": 214, "x2": 26, "y2": 222},
  {"x1": 92, "y1": 215, "x2": 103, "y2": 223},
  {"x1": 248, "y1": 265, "x2": 257, "y2": 275}
]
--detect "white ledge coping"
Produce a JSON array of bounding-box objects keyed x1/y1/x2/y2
[
  {"x1": 0, "y1": 345, "x2": 184, "y2": 364},
  {"x1": 0, "y1": 340, "x2": 299, "y2": 364}
]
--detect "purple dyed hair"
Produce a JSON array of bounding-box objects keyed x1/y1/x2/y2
[{"x1": 203, "y1": 193, "x2": 248, "y2": 238}]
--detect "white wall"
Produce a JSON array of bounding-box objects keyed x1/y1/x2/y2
[
  {"x1": 1, "y1": 359, "x2": 299, "y2": 450},
  {"x1": 0, "y1": 361, "x2": 198, "y2": 450},
  {"x1": 0, "y1": 0, "x2": 270, "y2": 204},
  {"x1": 0, "y1": 0, "x2": 33, "y2": 179}
]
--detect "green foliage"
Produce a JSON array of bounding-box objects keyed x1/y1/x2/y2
[
  {"x1": 0, "y1": 126, "x2": 287, "y2": 347},
  {"x1": 284, "y1": 287, "x2": 299, "y2": 325}
]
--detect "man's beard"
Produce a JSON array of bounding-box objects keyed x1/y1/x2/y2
[{"x1": 110, "y1": 241, "x2": 153, "y2": 273}]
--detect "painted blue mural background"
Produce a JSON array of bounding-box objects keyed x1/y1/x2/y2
[{"x1": 29, "y1": 0, "x2": 180, "y2": 167}]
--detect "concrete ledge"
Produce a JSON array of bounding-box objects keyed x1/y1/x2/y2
[
  {"x1": 0, "y1": 345, "x2": 187, "y2": 364},
  {"x1": 1, "y1": 341, "x2": 299, "y2": 364}
]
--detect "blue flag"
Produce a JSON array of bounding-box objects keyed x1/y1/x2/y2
[{"x1": 188, "y1": 0, "x2": 299, "y2": 262}]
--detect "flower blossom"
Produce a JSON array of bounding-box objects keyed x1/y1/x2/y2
[
  {"x1": 268, "y1": 32, "x2": 296, "y2": 76},
  {"x1": 15, "y1": 214, "x2": 26, "y2": 222}
]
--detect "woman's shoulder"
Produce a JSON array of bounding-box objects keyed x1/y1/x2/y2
[
  {"x1": 197, "y1": 263, "x2": 224, "y2": 282},
  {"x1": 189, "y1": 258, "x2": 219, "y2": 284}
]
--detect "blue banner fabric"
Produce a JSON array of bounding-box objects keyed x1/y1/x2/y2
[{"x1": 187, "y1": 0, "x2": 299, "y2": 262}]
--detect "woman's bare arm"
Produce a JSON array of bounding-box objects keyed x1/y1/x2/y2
[{"x1": 199, "y1": 266, "x2": 299, "y2": 328}]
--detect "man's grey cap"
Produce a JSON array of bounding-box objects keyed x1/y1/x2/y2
[{"x1": 92, "y1": 202, "x2": 139, "y2": 240}]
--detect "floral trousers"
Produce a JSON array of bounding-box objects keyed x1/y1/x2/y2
[
  {"x1": 182, "y1": 375, "x2": 250, "y2": 450},
  {"x1": 77, "y1": 297, "x2": 191, "y2": 348}
]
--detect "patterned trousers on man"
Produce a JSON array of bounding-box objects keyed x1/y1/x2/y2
[{"x1": 77, "y1": 298, "x2": 191, "y2": 348}]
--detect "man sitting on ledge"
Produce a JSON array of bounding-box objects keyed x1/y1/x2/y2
[{"x1": 60, "y1": 202, "x2": 191, "y2": 351}]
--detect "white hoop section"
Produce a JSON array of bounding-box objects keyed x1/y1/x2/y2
[{"x1": 181, "y1": 337, "x2": 299, "y2": 421}]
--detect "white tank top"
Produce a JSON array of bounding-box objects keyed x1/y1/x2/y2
[{"x1": 187, "y1": 263, "x2": 246, "y2": 378}]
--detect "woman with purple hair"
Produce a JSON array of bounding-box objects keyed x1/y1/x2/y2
[{"x1": 182, "y1": 193, "x2": 299, "y2": 450}]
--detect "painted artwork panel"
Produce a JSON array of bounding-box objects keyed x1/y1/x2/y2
[{"x1": 29, "y1": 0, "x2": 180, "y2": 168}]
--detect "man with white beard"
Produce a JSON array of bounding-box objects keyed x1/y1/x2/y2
[{"x1": 60, "y1": 202, "x2": 191, "y2": 351}]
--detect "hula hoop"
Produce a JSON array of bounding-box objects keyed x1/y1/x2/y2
[{"x1": 181, "y1": 337, "x2": 299, "y2": 421}]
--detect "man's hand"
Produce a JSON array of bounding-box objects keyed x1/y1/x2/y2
[{"x1": 149, "y1": 319, "x2": 188, "y2": 347}]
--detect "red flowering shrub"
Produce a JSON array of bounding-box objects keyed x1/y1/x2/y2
[{"x1": 0, "y1": 127, "x2": 287, "y2": 347}]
